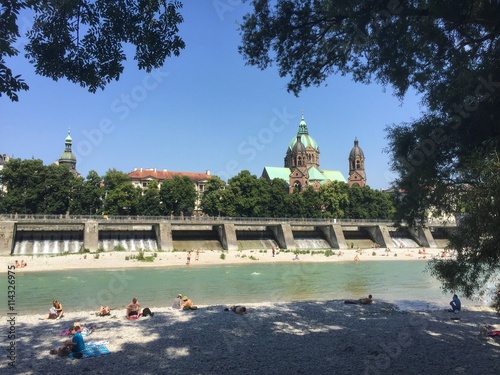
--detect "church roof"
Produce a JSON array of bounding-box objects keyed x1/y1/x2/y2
[
  {"x1": 262, "y1": 166, "x2": 346, "y2": 184},
  {"x1": 349, "y1": 137, "x2": 365, "y2": 159},
  {"x1": 262, "y1": 167, "x2": 292, "y2": 184},
  {"x1": 322, "y1": 170, "x2": 347, "y2": 183},
  {"x1": 287, "y1": 114, "x2": 319, "y2": 152},
  {"x1": 59, "y1": 130, "x2": 77, "y2": 164},
  {"x1": 128, "y1": 169, "x2": 211, "y2": 182}
]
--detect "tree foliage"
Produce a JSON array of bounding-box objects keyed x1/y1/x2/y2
[
  {"x1": 239, "y1": 0, "x2": 500, "y2": 299},
  {"x1": 102, "y1": 169, "x2": 139, "y2": 215},
  {"x1": 0, "y1": 158, "x2": 79, "y2": 214},
  {"x1": 70, "y1": 170, "x2": 103, "y2": 215},
  {"x1": 1, "y1": 0, "x2": 185, "y2": 101},
  {"x1": 138, "y1": 180, "x2": 161, "y2": 216},
  {"x1": 159, "y1": 175, "x2": 197, "y2": 216}
]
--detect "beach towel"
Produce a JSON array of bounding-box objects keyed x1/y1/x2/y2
[
  {"x1": 487, "y1": 330, "x2": 500, "y2": 337},
  {"x1": 68, "y1": 344, "x2": 110, "y2": 360}
]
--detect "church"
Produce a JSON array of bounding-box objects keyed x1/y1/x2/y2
[{"x1": 261, "y1": 114, "x2": 366, "y2": 192}]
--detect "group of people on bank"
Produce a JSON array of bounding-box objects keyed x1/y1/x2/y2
[{"x1": 15, "y1": 259, "x2": 27, "y2": 268}]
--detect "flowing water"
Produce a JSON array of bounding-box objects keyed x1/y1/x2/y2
[{"x1": 2, "y1": 261, "x2": 491, "y2": 316}]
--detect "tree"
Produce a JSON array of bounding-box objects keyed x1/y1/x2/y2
[
  {"x1": 159, "y1": 176, "x2": 197, "y2": 216},
  {"x1": 70, "y1": 170, "x2": 103, "y2": 215},
  {"x1": 0, "y1": 158, "x2": 47, "y2": 213},
  {"x1": 0, "y1": 158, "x2": 81, "y2": 214},
  {"x1": 318, "y1": 181, "x2": 349, "y2": 218},
  {"x1": 267, "y1": 178, "x2": 290, "y2": 217},
  {"x1": 40, "y1": 164, "x2": 81, "y2": 215},
  {"x1": 226, "y1": 171, "x2": 270, "y2": 217},
  {"x1": 199, "y1": 175, "x2": 227, "y2": 217},
  {"x1": 102, "y1": 169, "x2": 139, "y2": 215},
  {"x1": 138, "y1": 180, "x2": 161, "y2": 216},
  {"x1": 1, "y1": 0, "x2": 185, "y2": 101},
  {"x1": 239, "y1": 1, "x2": 500, "y2": 301}
]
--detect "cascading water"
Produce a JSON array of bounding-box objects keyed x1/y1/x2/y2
[
  {"x1": 98, "y1": 230, "x2": 158, "y2": 251},
  {"x1": 295, "y1": 239, "x2": 331, "y2": 249},
  {"x1": 13, "y1": 231, "x2": 83, "y2": 255}
]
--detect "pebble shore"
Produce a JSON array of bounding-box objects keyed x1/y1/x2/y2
[{"x1": 2, "y1": 301, "x2": 499, "y2": 375}]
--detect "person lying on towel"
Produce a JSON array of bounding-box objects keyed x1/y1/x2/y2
[{"x1": 344, "y1": 294, "x2": 373, "y2": 305}]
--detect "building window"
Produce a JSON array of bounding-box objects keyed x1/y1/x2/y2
[
  {"x1": 199, "y1": 184, "x2": 204, "y2": 192},
  {"x1": 142, "y1": 182, "x2": 147, "y2": 188}
]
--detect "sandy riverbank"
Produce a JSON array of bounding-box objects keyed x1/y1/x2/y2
[
  {"x1": 2, "y1": 300, "x2": 499, "y2": 375},
  {"x1": 3, "y1": 247, "x2": 446, "y2": 273}
]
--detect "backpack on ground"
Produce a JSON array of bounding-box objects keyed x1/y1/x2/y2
[{"x1": 143, "y1": 307, "x2": 154, "y2": 317}]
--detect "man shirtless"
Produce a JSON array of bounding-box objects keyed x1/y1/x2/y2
[{"x1": 126, "y1": 297, "x2": 141, "y2": 318}]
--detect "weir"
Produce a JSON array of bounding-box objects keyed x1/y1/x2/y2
[{"x1": 0, "y1": 216, "x2": 455, "y2": 255}]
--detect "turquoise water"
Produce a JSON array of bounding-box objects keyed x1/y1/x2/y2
[{"x1": 0, "y1": 261, "x2": 483, "y2": 315}]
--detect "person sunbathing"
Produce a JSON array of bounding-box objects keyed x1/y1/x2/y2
[
  {"x1": 43, "y1": 300, "x2": 62, "y2": 319},
  {"x1": 181, "y1": 296, "x2": 197, "y2": 310},
  {"x1": 98, "y1": 306, "x2": 111, "y2": 316},
  {"x1": 43, "y1": 306, "x2": 58, "y2": 320},
  {"x1": 53, "y1": 300, "x2": 63, "y2": 319},
  {"x1": 224, "y1": 305, "x2": 247, "y2": 315},
  {"x1": 344, "y1": 294, "x2": 373, "y2": 305},
  {"x1": 126, "y1": 297, "x2": 141, "y2": 318},
  {"x1": 172, "y1": 294, "x2": 183, "y2": 309}
]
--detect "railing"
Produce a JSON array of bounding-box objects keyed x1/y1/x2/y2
[{"x1": 0, "y1": 214, "x2": 456, "y2": 226}]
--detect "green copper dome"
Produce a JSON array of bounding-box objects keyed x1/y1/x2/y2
[
  {"x1": 287, "y1": 115, "x2": 319, "y2": 152},
  {"x1": 59, "y1": 130, "x2": 77, "y2": 168}
]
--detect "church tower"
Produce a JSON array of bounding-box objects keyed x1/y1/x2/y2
[
  {"x1": 348, "y1": 137, "x2": 366, "y2": 187},
  {"x1": 58, "y1": 130, "x2": 77, "y2": 171},
  {"x1": 284, "y1": 113, "x2": 320, "y2": 192}
]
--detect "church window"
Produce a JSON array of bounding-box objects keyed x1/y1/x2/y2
[{"x1": 356, "y1": 160, "x2": 361, "y2": 169}]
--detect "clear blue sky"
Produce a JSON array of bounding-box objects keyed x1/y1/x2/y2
[{"x1": 0, "y1": 2, "x2": 425, "y2": 190}]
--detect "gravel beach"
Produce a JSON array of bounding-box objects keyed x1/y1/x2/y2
[{"x1": 2, "y1": 301, "x2": 499, "y2": 375}]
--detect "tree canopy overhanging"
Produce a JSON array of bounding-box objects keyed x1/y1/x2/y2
[
  {"x1": 0, "y1": 0, "x2": 185, "y2": 101},
  {"x1": 239, "y1": 0, "x2": 500, "y2": 301}
]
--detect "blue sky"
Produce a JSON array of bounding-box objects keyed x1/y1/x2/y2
[{"x1": 0, "y1": 2, "x2": 425, "y2": 190}]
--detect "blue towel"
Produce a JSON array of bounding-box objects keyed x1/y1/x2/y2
[{"x1": 68, "y1": 344, "x2": 110, "y2": 360}]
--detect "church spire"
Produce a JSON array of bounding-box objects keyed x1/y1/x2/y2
[{"x1": 298, "y1": 111, "x2": 308, "y2": 134}]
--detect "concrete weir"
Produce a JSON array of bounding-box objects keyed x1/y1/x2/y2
[{"x1": 0, "y1": 216, "x2": 454, "y2": 255}]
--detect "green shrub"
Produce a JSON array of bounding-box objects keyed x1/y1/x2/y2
[
  {"x1": 372, "y1": 251, "x2": 377, "y2": 256},
  {"x1": 137, "y1": 250, "x2": 145, "y2": 261},
  {"x1": 113, "y1": 244, "x2": 126, "y2": 251},
  {"x1": 220, "y1": 252, "x2": 226, "y2": 260},
  {"x1": 249, "y1": 255, "x2": 259, "y2": 260},
  {"x1": 93, "y1": 253, "x2": 100, "y2": 259},
  {"x1": 394, "y1": 253, "x2": 398, "y2": 257},
  {"x1": 79, "y1": 248, "x2": 90, "y2": 253},
  {"x1": 324, "y1": 249, "x2": 333, "y2": 257},
  {"x1": 97, "y1": 247, "x2": 105, "y2": 253}
]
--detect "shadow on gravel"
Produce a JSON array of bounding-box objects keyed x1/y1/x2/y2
[{"x1": 5, "y1": 300, "x2": 500, "y2": 375}]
